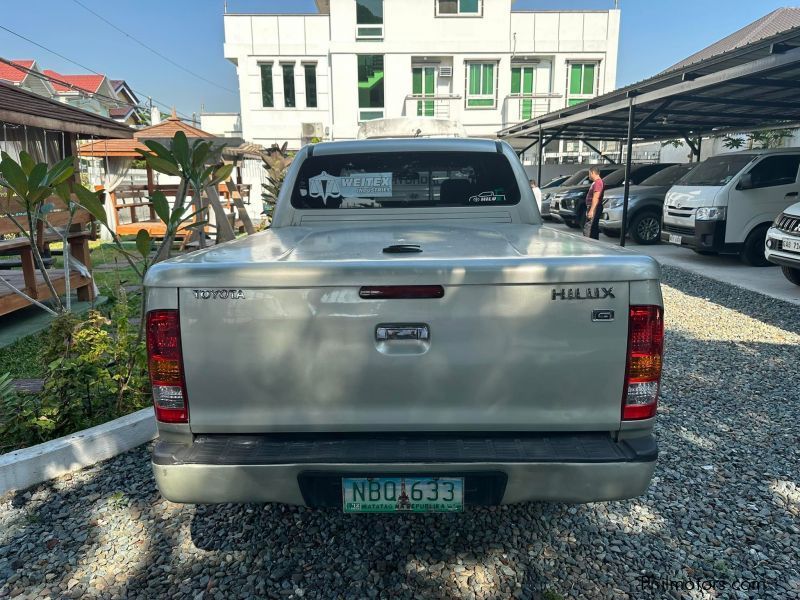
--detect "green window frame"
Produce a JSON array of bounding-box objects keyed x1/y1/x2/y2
[
  {"x1": 260, "y1": 64, "x2": 273, "y2": 108},
  {"x1": 511, "y1": 64, "x2": 535, "y2": 119},
  {"x1": 437, "y1": 0, "x2": 481, "y2": 15},
  {"x1": 567, "y1": 62, "x2": 597, "y2": 106},
  {"x1": 356, "y1": 0, "x2": 383, "y2": 38},
  {"x1": 412, "y1": 66, "x2": 436, "y2": 117},
  {"x1": 282, "y1": 63, "x2": 296, "y2": 108},
  {"x1": 304, "y1": 64, "x2": 317, "y2": 108},
  {"x1": 358, "y1": 55, "x2": 385, "y2": 121},
  {"x1": 466, "y1": 62, "x2": 495, "y2": 108}
]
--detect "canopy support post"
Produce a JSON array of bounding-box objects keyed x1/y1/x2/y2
[
  {"x1": 582, "y1": 140, "x2": 618, "y2": 164},
  {"x1": 620, "y1": 100, "x2": 636, "y2": 248},
  {"x1": 536, "y1": 124, "x2": 544, "y2": 186}
]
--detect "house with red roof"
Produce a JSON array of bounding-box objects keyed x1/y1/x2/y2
[
  {"x1": 0, "y1": 58, "x2": 144, "y2": 126},
  {"x1": 0, "y1": 59, "x2": 56, "y2": 98}
]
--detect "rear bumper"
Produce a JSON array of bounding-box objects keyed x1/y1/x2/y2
[{"x1": 152, "y1": 433, "x2": 657, "y2": 505}]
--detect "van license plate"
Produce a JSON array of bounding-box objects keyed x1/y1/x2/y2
[
  {"x1": 668, "y1": 234, "x2": 682, "y2": 245},
  {"x1": 342, "y1": 477, "x2": 464, "y2": 513}
]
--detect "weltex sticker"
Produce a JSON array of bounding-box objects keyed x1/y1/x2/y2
[{"x1": 309, "y1": 171, "x2": 393, "y2": 202}]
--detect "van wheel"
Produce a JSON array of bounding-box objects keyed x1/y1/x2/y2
[
  {"x1": 740, "y1": 225, "x2": 771, "y2": 267},
  {"x1": 782, "y1": 266, "x2": 800, "y2": 286},
  {"x1": 630, "y1": 211, "x2": 662, "y2": 245}
]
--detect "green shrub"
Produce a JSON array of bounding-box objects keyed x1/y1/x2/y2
[{"x1": 0, "y1": 288, "x2": 150, "y2": 453}]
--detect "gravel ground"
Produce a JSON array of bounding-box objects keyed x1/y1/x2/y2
[{"x1": 1, "y1": 265, "x2": 799, "y2": 600}]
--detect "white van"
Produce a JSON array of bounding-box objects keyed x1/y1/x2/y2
[{"x1": 661, "y1": 149, "x2": 800, "y2": 266}]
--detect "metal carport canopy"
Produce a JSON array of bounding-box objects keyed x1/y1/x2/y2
[
  {"x1": 498, "y1": 26, "x2": 800, "y2": 148},
  {"x1": 498, "y1": 25, "x2": 800, "y2": 246}
]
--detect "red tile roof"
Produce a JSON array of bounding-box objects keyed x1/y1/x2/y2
[
  {"x1": 42, "y1": 70, "x2": 105, "y2": 94},
  {"x1": 0, "y1": 60, "x2": 35, "y2": 83}
]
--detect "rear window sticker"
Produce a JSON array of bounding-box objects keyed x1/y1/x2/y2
[
  {"x1": 309, "y1": 171, "x2": 393, "y2": 202},
  {"x1": 469, "y1": 190, "x2": 507, "y2": 204}
]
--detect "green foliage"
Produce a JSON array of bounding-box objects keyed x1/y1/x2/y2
[
  {"x1": 0, "y1": 334, "x2": 45, "y2": 379},
  {"x1": 0, "y1": 151, "x2": 81, "y2": 314},
  {"x1": 722, "y1": 129, "x2": 794, "y2": 150},
  {"x1": 260, "y1": 142, "x2": 293, "y2": 217},
  {"x1": 0, "y1": 289, "x2": 150, "y2": 453}
]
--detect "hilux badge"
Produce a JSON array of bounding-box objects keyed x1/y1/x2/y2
[{"x1": 551, "y1": 287, "x2": 614, "y2": 300}]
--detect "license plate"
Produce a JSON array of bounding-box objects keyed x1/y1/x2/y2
[
  {"x1": 786, "y1": 238, "x2": 800, "y2": 252},
  {"x1": 342, "y1": 477, "x2": 464, "y2": 513},
  {"x1": 668, "y1": 234, "x2": 682, "y2": 245}
]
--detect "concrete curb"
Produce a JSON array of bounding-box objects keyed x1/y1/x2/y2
[{"x1": 0, "y1": 408, "x2": 156, "y2": 496}]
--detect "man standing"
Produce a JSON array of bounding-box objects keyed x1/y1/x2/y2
[
  {"x1": 530, "y1": 179, "x2": 542, "y2": 212},
  {"x1": 583, "y1": 166, "x2": 605, "y2": 239}
]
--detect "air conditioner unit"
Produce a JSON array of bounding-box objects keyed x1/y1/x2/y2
[
  {"x1": 439, "y1": 66, "x2": 453, "y2": 77},
  {"x1": 301, "y1": 122, "x2": 323, "y2": 138}
]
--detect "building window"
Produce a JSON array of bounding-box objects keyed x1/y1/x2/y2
[
  {"x1": 356, "y1": 0, "x2": 383, "y2": 38},
  {"x1": 412, "y1": 66, "x2": 436, "y2": 117},
  {"x1": 358, "y1": 55, "x2": 384, "y2": 121},
  {"x1": 511, "y1": 64, "x2": 535, "y2": 119},
  {"x1": 567, "y1": 62, "x2": 597, "y2": 107},
  {"x1": 304, "y1": 64, "x2": 318, "y2": 108},
  {"x1": 437, "y1": 0, "x2": 481, "y2": 16},
  {"x1": 260, "y1": 64, "x2": 273, "y2": 108},
  {"x1": 282, "y1": 64, "x2": 296, "y2": 108},
  {"x1": 466, "y1": 62, "x2": 496, "y2": 108}
]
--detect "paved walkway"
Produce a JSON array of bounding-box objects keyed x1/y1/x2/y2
[{"x1": 543, "y1": 222, "x2": 800, "y2": 306}]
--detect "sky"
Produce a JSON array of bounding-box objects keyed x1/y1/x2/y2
[{"x1": 0, "y1": 0, "x2": 795, "y2": 119}]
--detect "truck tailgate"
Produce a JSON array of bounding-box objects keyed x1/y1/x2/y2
[{"x1": 179, "y1": 280, "x2": 630, "y2": 433}]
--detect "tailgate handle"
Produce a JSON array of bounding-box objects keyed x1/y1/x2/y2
[{"x1": 376, "y1": 324, "x2": 430, "y2": 341}]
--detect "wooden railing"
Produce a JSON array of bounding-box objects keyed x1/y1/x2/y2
[{"x1": 110, "y1": 184, "x2": 251, "y2": 238}]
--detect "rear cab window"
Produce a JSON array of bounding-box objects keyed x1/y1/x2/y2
[{"x1": 291, "y1": 151, "x2": 521, "y2": 209}]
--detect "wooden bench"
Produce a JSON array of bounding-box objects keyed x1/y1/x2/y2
[
  {"x1": 110, "y1": 185, "x2": 179, "y2": 238},
  {"x1": 0, "y1": 195, "x2": 94, "y2": 317},
  {"x1": 111, "y1": 184, "x2": 251, "y2": 239}
]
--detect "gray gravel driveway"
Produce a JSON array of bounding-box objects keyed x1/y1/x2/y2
[{"x1": 1, "y1": 266, "x2": 799, "y2": 599}]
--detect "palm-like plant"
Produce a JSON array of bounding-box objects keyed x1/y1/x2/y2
[
  {"x1": 260, "y1": 142, "x2": 293, "y2": 220},
  {"x1": 135, "y1": 131, "x2": 234, "y2": 261},
  {"x1": 0, "y1": 151, "x2": 78, "y2": 314}
]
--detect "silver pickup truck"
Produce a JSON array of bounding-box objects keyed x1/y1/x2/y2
[{"x1": 145, "y1": 138, "x2": 664, "y2": 512}]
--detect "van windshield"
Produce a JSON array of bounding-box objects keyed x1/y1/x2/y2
[
  {"x1": 640, "y1": 163, "x2": 695, "y2": 187},
  {"x1": 675, "y1": 155, "x2": 755, "y2": 187},
  {"x1": 291, "y1": 151, "x2": 521, "y2": 209}
]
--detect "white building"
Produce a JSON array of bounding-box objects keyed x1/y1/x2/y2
[{"x1": 223, "y1": 0, "x2": 620, "y2": 155}]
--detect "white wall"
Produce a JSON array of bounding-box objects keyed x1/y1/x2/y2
[
  {"x1": 224, "y1": 3, "x2": 621, "y2": 147},
  {"x1": 201, "y1": 113, "x2": 242, "y2": 137}
]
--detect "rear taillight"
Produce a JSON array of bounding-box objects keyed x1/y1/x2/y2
[
  {"x1": 623, "y1": 305, "x2": 664, "y2": 420},
  {"x1": 146, "y1": 310, "x2": 188, "y2": 423}
]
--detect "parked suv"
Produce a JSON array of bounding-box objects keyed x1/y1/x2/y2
[
  {"x1": 554, "y1": 163, "x2": 676, "y2": 229},
  {"x1": 662, "y1": 149, "x2": 800, "y2": 266},
  {"x1": 548, "y1": 166, "x2": 618, "y2": 228},
  {"x1": 601, "y1": 164, "x2": 696, "y2": 244},
  {"x1": 765, "y1": 201, "x2": 800, "y2": 285},
  {"x1": 539, "y1": 175, "x2": 571, "y2": 220}
]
